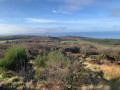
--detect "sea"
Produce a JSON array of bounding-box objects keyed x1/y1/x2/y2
[
  {"x1": 2, "y1": 31, "x2": 120, "y2": 39},
  {"x1": 38, "y1": 31, "x2": 120, "y2": 39}
]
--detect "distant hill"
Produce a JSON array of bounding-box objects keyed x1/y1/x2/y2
[{"x1": 0, "y1": 35, "x2": 120, "y2": 45}]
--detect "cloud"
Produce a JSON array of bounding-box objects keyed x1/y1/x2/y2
[
  {"x1": 0, "y1": 24, "x2": 24, "y2": 34},
  {"x1": 52, "y1": 10, "x2": 69, "y2": 14},
  {"x1": 0, "y1": 24, "x2": 68, "y2": 35},
  {"x1": 1, "y1": 22, "x2": 120, "y2": 35},
  {"x1": 26, "y1": 18, "x2": 56, "y2": 23},
  {"x1": 26, "y1": 18, "x2": 120, "y2": 24},
  {"x1": 112, "y1": 25, "x2": 120, "y2": 29},
  {"x1": 52, "y1": 0, "x2": 120, "y2": 14},
  {"x1": 63, "y1": 0, "x2": 95, "y2": 5},
  {"x1": 0, "y1": 24, "x2": 21, "y2": 28},
  {"x1": 52, "y1": 0, "x2": 96, "y2": 11},
  {"x1": 110, "y1": 10, "x2": 120, "y2": 17},
  {"x1": 61, "y1": 5, "x2": 82, "y2": 11}
]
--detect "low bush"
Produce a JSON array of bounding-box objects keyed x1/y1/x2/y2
[
  {"x1": 83, "y1": 50, "x2": 90, "y2": 58},
  {"x1": 34, "y1": 50, "x2": 70, "y2": 87},
  {"x1": 97, "y1": 54, "x2": 112, "y2": 60},
  {"x1": 34, "y1": 50, "x2": 69, "y2": 68},
  {"x1": 34, "y1": 55, "x2": 47, "y2": 68},
  {"x1": 0, "y1": 46, "x2": 28, "y2": 71},
  {"x1": 110, "y1": 51, "x2": 120, "y2": 61},
  {"x1": 64, "y1": 47, "x2": 80, "y2": 53},
  {"x1": 66, "y1": 62, "x2": 86, "y2": 89},
  {"x1": 47, "y1": 50, "x2": 69, "y2": 67}
]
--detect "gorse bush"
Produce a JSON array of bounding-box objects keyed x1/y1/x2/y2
[
  {"x1": 34, "y1": 50, "x2": 69, "y2": 68},
  {"x1": 0, "y1": 46, "x2": 28, "y2": 71},
  {"x1": 110, "y1": 52, "x2": 120, "y2": 61},
  {"x1": 47, "y1": 50, "x2": 69, "y2": 66},
  {"x1": 34, "y1": 50, "x2": 70, "y2": 86},
  {"x1": 48, "y1": 50, "x2": 64, "y2": 62},
  {"x1": 34, "y1": 55, "x2": 47, "y2": 68},
  {"x1": 83, "y1": 51, "x2": 89, "y2": 58}
]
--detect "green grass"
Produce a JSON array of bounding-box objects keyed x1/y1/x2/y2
[
  {"x1": 61, "y1": 40, "x2": 118, "y2": 50},
  {"x1": 0, "y1": 46, "x2": 28, "y2": 71},
  {"x1": 0, "y1": 40, "x2": 15, "y2": 43},
  {"x1": 80, "y1": 38, "x2": 120, "y2": 45}
]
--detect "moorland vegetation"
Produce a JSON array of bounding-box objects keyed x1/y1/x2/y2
[{"x1": 0, "y1": 36, "x2": 120, "y2": 90}]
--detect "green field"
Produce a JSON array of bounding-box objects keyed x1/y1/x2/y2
[
  {"x1": 0, "y1": 40, "x2": 14, "y2": 43},
  {"x1": 80, "y1": 38, "x2": 120, "y2": 45},
  {"x1": 61, "y1": 40, "x2": 118, "y2": 49}
]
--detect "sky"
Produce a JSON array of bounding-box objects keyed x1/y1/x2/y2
[{"x1": 0, "y1": 0, "x2": 120, "y2": 35}]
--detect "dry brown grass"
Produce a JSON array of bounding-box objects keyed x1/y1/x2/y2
[
  {"x1": 100, "y1": 65, "x2": 120, "y2": 81},
  {"x1": 83, "y1": 60, "x2": 101, "y2": 72},
  {"x1": 81, "y1": 84, "x2": 110, "y2": 90}
]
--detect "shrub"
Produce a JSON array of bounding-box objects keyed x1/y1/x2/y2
[
  {"x1": 34, "y1": 55, "x2": 47, "y2": 68},
  {"x1": 97, "y1": 54, "x2": 109, "y2": 60},
  {"x1": 64, "y1": 47, "x2": 80, "y2": 53},
  {"x1": 0, "y1": 46, "x2": 28, "y2": 71},
  {"x1": 89, "y1": 55, "x2": 98, "y2": 59},
  {"x1": 47, "y1": 50, "x2": 69, "y2": 67},
  {"x1": 66, "y1": 61, "x2": 86, "y2": 89},
  {"x1": 34, "y1": 50, "x2": 69, "y2": 68},
  {"x1": 34, "y1": 50, "x2": 70, "y2": 86},
  {"x1": 110, "y1": 51, "x2": 120, "y2": 61},
  {"x1": 83, "y1": 51, "x2": 89, "y2": 58}
]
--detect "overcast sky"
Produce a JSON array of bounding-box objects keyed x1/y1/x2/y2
[{"x1": 0, "y1": 0, "x2": 120, "y2": 34}]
